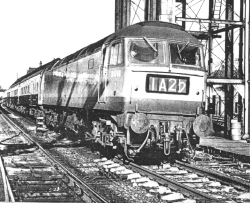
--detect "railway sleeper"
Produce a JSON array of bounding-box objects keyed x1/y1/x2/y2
[
  {"x1": 12, "y1": 180, "x2": 59, "y2": 185},
  {"x1": 6, "y1": 163, "x2": 52, "y2": 168},
  {"x1": 4, "y1": 158, "x2": 51, "y2": 165},
  {"x1": 8, "y1": 174, "x2": 63, "y2": 181},
  {"x1": 7, "y1": 171, "x2": 57, "y2": 177},
  {"x1": 99, "y1": 164, "x2": 200, "y2": 201},
  {"x1": 20, "y1": 192, "x2": 74, "y2": 198},
  {"x1": 6, "y1": 166, "x2": 57, "y2": 173},
  {"x1": 12, "y1": 184, "x2": 65, "y2": 192},
  {"x1": 4, "y1": 155, "x2": 48, "y2": 162},
  {"x1": 20, "y1": 197, "x2": 82, "y2": 202},
  {"x1": 99, "y1": 158, "x2": 250, "y2": 201}
]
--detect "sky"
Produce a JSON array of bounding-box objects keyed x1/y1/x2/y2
[
  {"x1": 0, "y1": 0, "x2": 115, "y2": 89},
  {"x1": 0, "y1": 0, "x2": 243, "y2": 90}
]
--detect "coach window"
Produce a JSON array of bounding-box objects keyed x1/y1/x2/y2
[{"x1": 109, "y1": 42, "x2": 123, "y2": 65}]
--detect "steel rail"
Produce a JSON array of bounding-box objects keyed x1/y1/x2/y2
[
  {"x1": 175, "y1": 160, "x2": 250, "y2": 190},
  {"x1": 0, "y1": 156, "x2": 10, "y2": 202},
  {"x1": 5, "y1": 170, "x2": 15, "y2": 202},
  {"x1": 115, "y1": 159, "x2": 218, "y2": 201},
  {"x1": 0, "y1": 110, "x2": 109, "y2": 203}
]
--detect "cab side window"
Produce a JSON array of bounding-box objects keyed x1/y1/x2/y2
[{"x1": 109, "y1": 42, "x2": 123, "y2": 65}]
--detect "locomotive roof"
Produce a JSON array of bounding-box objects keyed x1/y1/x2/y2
[
  {"x1": 9, "y1": 58, "x2": 60, "y2": 89},
  {"x1": 56, "y1": 21, "x2": 200, "y2": 67},
  {"x1": 112, "y1": 21, "x2": 199, "y2": 43}
]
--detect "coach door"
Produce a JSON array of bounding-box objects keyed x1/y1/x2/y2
[{"x1": 98, "y1": 44, "x2": 110, "y2": 102}]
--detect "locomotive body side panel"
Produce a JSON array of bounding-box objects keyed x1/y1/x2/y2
[
  {"x1": 43, "y1": 51, "x2": 100, "y2": 109},
  {"x1": 43, "y1": 42, "x2": 126, "y2": 112}
]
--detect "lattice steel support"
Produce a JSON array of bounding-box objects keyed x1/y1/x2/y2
[
  {"x1": 237, "y1": 0, "x2": 244, "y2": 123},
  {"x1": 244, "y1": 0, "x2": 250, "y2": 138},
  {"x1": 224, "y1": 0, "x2": 234, "y2": 138},
  {"x1": 207, "y1": 0, "x2": 214, "y2": 115},
  {"x1": 115, "y1": 0, "x2": 131, "y2": 31},
  {"x1": 144, "y1": 0, "x2": 161, "y2": 21}
]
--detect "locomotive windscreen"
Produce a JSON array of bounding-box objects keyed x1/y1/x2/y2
[
  {"x1": 129, "y1": 40, "x2": 165, "y2": 64},
  {"x1": 170, "y1": 43, "x2": 201, "y2": 67},
  {"x1": 146, "y1": 74, "x2": 189, "y2": 95}
]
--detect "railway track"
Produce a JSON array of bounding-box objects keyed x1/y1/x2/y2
[
  {"x1": 98, "y1": 158, "x2": 250, "y2": 202},
  {"x1": 0, "y1": 106, "x2": 170, "y2": 202},
  {"x1": 0, "y1": 110, "x2": 109, "y2": 203},
  {"x1": 46, "y1": 147, "x2": 163, "y2": 202},
  {"x1": 45, "y1": 146, "x2": 250, "y2": 202},
  {"x1": 175, "y1": 160, "x2": 250, "y2": 190},
  {"x1": 1, "y1": 105, "x2": 250, "y2": 202},
  {"x1": 112, "y1": 159, "x2": 216, "y2": 202}
]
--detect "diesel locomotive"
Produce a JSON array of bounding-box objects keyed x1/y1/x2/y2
[{"x1": 5, "y1": 21, "x2": 212, "y2": 160}]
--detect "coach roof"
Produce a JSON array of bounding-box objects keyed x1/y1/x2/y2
[{"x1": 9, "y1": 58, "x2": 60, "y2": 89}]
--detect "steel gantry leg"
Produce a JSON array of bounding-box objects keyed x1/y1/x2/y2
[
  {"x1": 243, "y1": 0, "x2": 250, "y2": 139},
  {"x1": 224, "y1": 0, "x2": 234, "y2": 139},
  {"x1": 115, "y1": 0, "x2": 131, "y2": 31}
]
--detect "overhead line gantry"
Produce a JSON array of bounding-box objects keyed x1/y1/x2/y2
[{"x1": 114, "y1": 0, "x2": 249, "y2": 139}]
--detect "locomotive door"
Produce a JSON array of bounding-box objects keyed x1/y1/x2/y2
[{"x1": 98, "y1": 44, "x2": 110, "y2": 102}]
